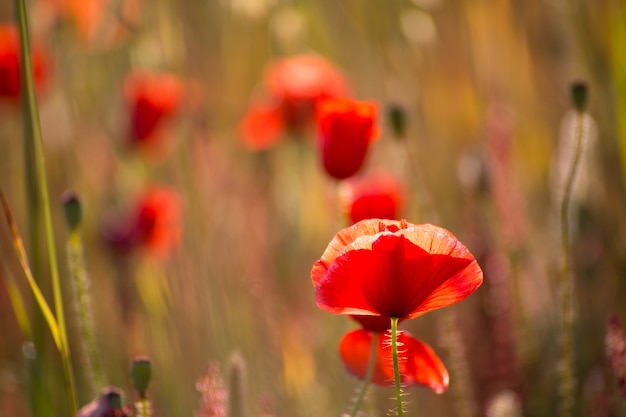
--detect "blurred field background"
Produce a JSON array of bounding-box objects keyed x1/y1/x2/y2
[{"x1": 1, "y1": 0, "x2": 626, "y2": 416}]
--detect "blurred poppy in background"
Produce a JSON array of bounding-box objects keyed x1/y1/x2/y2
[
  {"x1": 316, "y1": 98, "x2": 378, "y2": 180},
  {"x1": 41, "y1": 0, "x2": 140, "y2": 50},
  {"x1": 123, "y1": 70, "x2": 183, "y2": 150},
  {"x1": 340, "y1": 173, "x2": 406, "y2": 224},
  {"x1": 101, "y1": 186, "x2": 182, "y2": 259},
  {"x1": 311, "y1": 219, "x2": 482, "y2": 320},
  {"x1": 0, "y1": 23, "x2": 48, "y2": 101},
  {"x1": 239, "y1": 53, "x2": 349, "y2": 150}
]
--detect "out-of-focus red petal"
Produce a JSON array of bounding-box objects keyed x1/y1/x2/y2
[
  {"x1": 124, "y1": 70, "x2": 183, "y2": 144},
  {"x1": 317, "y1": 98, "x2": 377, "y2": 180},
  {"x1": 239, "y1": 99, "x2": 285, "y2": 150},
  {"x1": 264, "y1": 54, "x2": 348, "y2": 104},
  {"x1": 136, "y1": 187, "x2": 182, "y2": 258},
  {"x1": 340, "y1": 173, "x2": 406, "y2": 224},
  {"x1": 339, "y1": 329, "x2": 449, "y2": 392},
  {"x1": 0, "y1": 24, "x2": 48, "y2": 100},
  {"x1": 312, "y1": 219, "x2": 483, "y2": 319},
  {"x1": 263, "y1": 54, "x2": 349, "y2": 130}
]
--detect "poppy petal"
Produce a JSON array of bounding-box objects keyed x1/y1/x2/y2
[
  {"x1": 339, "y1": 329, "x2": 449, "y2": 392},
  {"x1": 312, "y1": 219, "x2": 482, "y2": 319}
]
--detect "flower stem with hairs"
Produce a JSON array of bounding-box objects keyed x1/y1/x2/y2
[
  {"x1": 391, "y1": 317, "x2": 404, "y2": 417},
  {"x1": 558, "y1": 82, "x2": 588, "y2": 417}
]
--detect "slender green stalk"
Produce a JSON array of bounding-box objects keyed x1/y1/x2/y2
[
  {"x1": 347, "y1": 332, "x2": 379, "y2": 417},
  {"x1": 558, "y1": 109, "x2": 586, "y2": 417},
  {"x1": 0, "y1": 258, "x2": 32, "y2": 339},
  {"x1": 68, "y1": 232, "x2": 105, "y2": 392},
  {"x1": 14, "y1": 0, "x2": 77, "y2": 414},
  {"x1": 16, "y1": 0, "x2": 49, "y2": 413},
  {"x1": 1, "y1": 190, "x2": 61, "y2": 349},
  {"x1": 391, "y1": 318, "x2": 404, "y2": 417}
]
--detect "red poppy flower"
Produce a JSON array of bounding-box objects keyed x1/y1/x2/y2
[
  {"x1": 339, "y1": 328, "x2": 449, "y2": 392},
  {"x1": 311, "y1": 219, "x2": 483, "y2": 319},
  {"x1": 340, "y1": 173, "x2": 406, "y2": 224},
  {"x1": 102, "y1": 186, "x2": 181, "y2": 258},
  {"x1": 264, "y1": 54, "x2": 349, "y2": 129},
  {"x1": 239, "y1": 54, "x2": 349, "y2": 150},
  {"x1": 124, "y1": 70, "x2": 183, "y2": 147},
  {"x1": 317, "y1": 98, "x2": 378, "y2": 180},
  {"x1": 0, "y1": 24, "x2": 47, "y2": 100}
]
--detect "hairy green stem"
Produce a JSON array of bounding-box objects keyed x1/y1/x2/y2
[
  {"x1": 68, "y1": 232, "x2": 105, "y2": 392},
  {"x1": 14, "y1": 0, "x2": 77, "y2": 414},
  {"x1": 558, "y1": 111, "x2": 585, "y2": 417},
  {"x1": 391, "y1": 318, "x2": 404, "y2": 417},
  {"x1": 348, "y1": 332, "x2": 379, "y2": 417}
]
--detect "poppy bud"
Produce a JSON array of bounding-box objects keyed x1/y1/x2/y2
[
  {"x1": 570, "y1": 81, "x2": 588, "y2": 112},
  {"x1": 387, "y1": 103, "x2": 407, "y2": 139},
  {"x1": 317, "y1": 98, "x2": 378, "y2": 180},
  {"x1": 61, "y1": 190, "x2": 82, "y2": 231},
  {"x1": 130, "y1": 356, "x2": 152, "y2": 398}
]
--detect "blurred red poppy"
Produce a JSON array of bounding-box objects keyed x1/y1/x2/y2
[
  {"x1": 317, "y1": 98, "x2": 378, "y2": 180},
  {"x1": 239, "y1": 54, "x2": 349, "y2": 150},
  {"x1": 339, "y1": 328, "x2": 449, "y2": 392},
  {"x1": 124, "y1": 70, "x2": 183, "y2": 148},
  {"x1": 265, "y1": 54, "x2": 349, "y2": 128},
  {"x1": 340, "y1": 173, "x2": 406, "y2": 224},
  {"x1": 42, "y1": 0, "x2": 140, "y2": 50},
  {"x1": 311, "y1": 219, "x2": 482, "y2": 320},
  {"x1": 102, "y1": 186, "x2": 181, "y2": 258},
  {"x1": 0, "y1": 24, "x2": 47, "y2": 100}
]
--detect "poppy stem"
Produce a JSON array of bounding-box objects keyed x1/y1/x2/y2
[
  {"x1": 558, "y1": 83, "x2": 588, "y2": 417},
  {"x1": 347, "y1": 332, "x2": 379, "y2": 417},
  {"x1": 391, "y1": 317, "x2": 404, "y2": 417}
]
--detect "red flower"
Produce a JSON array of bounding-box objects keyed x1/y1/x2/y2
[
  {"x1": 264, "y1": 54, "x2": 349, "y2": 128},
  {"x1": 239, "y1": 54, "x2": 349, "y2": 150},
  {"x1": 0, "y1": 24, "x2": 47, "y2": 100},
  {"x1": 317, "y1": 98, "x2": 378, "y2": 180},
  {"x1": 124, "y1": 70, "x2": 183, "y2": 147},
  {"x1": 340, "y1": 173, "x2": 406, "y2": 224},
  {"x1": 102, "y1": 187, "x2": 181, "y2": 258},
  {"x1": 339, "y1": 328, "x2": 449, "y2": 392},
  {"x1": 311, "y1": 219, "x2": 483, "y2": 320},
  {"x1": 49, "y1": 0, "x2": 140, "y2": 50}
]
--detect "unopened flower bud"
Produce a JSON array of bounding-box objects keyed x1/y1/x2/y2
[
  {"x1": 387, "y1": 103, "x2": 407, "y2": 139},
  {"x1": 130, "y1": 356, "x2": 152, "y2": 397},
  {"x1": 571, "y1": 81, "x2": 588, "y2": 112},
  {"x1": 61, "y1": 190, "x2": 82, "y2": 231}
]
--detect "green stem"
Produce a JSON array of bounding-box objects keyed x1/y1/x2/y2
[
  {"x1": 391, "y1": 317, "x2": 404, "y2": 417},
  {"x1": 14, "y1": 0, "x2": 77, "y2": 414},
  {"x1": 140, "y1": 397, "x2": 150, "y2": 417},
  {"x1": 348, "y1": 332, "x2": 379, "y2": 417},
  {"x1": 68, "y1": 232, "x2": 105, "y2": 392},
  {"x1": 0, "y1": 258, "x2": 32, "y2": 339},
  {"x1": 1, "y1": 190, "x2": 61, "y2": 349},
  {"x1": 558, "y1": 111, "x2": 585, "y2": 417}
]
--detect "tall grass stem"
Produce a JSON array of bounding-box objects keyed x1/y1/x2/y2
[{"x1": 14, "y1": 0, "x2": 78, "y2": 414}]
